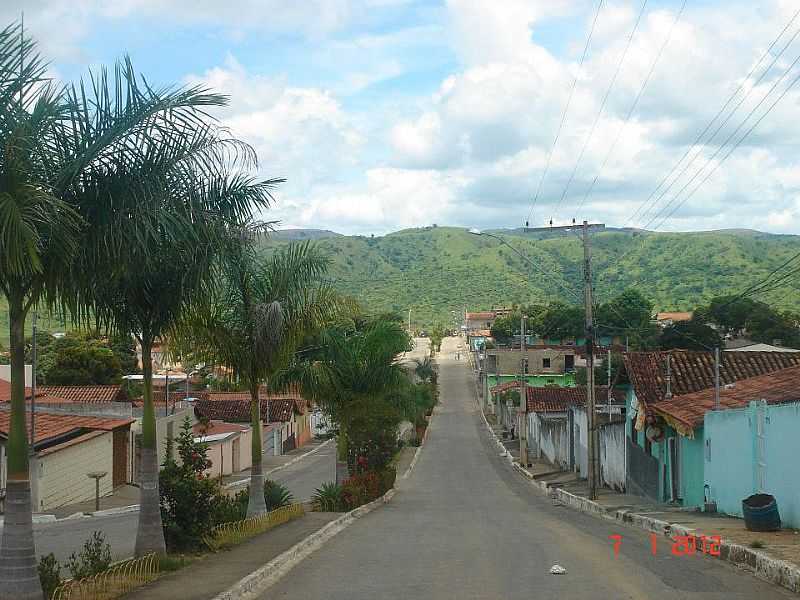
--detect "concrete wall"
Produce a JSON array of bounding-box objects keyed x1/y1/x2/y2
[
  {"x1": 573, "y1": 407, "x2": 588, "y2": 477},
  {"x1": 488, "y1": 349, "x2": 575, "y2": 376},
  {"x1": 0, "y1": 365, "x2": 32, "y2": 386},
  {"x1": 528, "y1": 412, "x2": 571, "y2": 469},
  {"x1": 705, "y1": 401, "x2": 800, "y2": 528},
  {"x1": 599, "y1": 422, "x2": 626, "y2": 491},
  {"x1": 35, "y1": 402, "x2": 133, "y2": 419},
  {"x1": 34, "y1": 432, "x2": 114, "y2": 511}
]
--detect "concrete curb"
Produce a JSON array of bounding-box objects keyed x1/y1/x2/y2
[
  {"x1": 212, "y1": 488, "x2": 396, "y2": 600},
  {"x1": 477, "y1": 403, "x2": 800, "y2": 594},
  {"x1": 0, "y1": 514, "x2": 57, "y2": 526},
  {"x1": 224, "y1": 438, "x2": 335, "y2": 490}
]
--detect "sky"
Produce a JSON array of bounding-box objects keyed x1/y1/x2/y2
[{"x1": 10, "y1": 0, "x2": 800, "y2": 235}]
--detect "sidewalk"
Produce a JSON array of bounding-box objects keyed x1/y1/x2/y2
[
  {"x1": 45, "y1": 438, "x2": 332, "y2": 520},
  {"x1": 49, "y1": 484, "x2": 141, "y2": 519},
  {"x1": 221, "y1": 437, "x2": 332, "y2": 488},
  {"x1": 126, "y1": 512, "x2": 340, "y2": 600},
  {"x1": 482, "y1": 411, "x2": 800, "y2": 592}
]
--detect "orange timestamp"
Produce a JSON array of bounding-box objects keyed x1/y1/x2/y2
[{"x1": 609, "y1": 533, "x2": 722, "y2": 558}]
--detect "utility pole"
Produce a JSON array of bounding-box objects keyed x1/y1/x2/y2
[
  {"x1": 607, "y1": 347, "x2": 612, "y2": 418},
  {"x1": 582, "y1": 220, "x2": 598, "y2": 500},
  {"x1": 512, "y1": 220, "x2": 604, "y2": 497},
  {"x1": 408, "y1": 308, "x2": 412, "y2": 336},
  {"x1": 519, "y1": 314, "x2": 528, "y2": 468}
]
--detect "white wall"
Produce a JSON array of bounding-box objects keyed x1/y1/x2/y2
[
  {"x1": 600, "y1": 422, "x2": 626, "y2": 491},
  {"x1": 529, "y1": 412, "x2": 571, "y2": 470},
  {"x1": 34, "y1": 432, "x2": 114, "y2": 511},
  {"x1": 0, "y1": 365, "x2": 32, "y2": 386}
]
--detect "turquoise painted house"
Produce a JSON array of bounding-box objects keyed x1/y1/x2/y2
[{"x1": 623, "y1": 350, "x2": 800, "y2": 509}]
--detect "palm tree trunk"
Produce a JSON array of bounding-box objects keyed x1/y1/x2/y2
[
  {"x1": 0, "y1": 295, "x2": 43, "y2": 600},
  {"x1": 134, "y1": 338, "x2": 166, "y2": 556},
  {"x1": 246, "y1": 383, "x2": 266, "y2": 516}
]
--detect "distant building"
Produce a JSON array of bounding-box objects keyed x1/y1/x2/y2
[{"x1": 654, "y1": 312, "x2": 693, "y2": 327}]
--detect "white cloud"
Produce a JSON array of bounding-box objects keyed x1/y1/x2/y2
[{"x1": 187, "y1": 57, "x2": 363, "y2": 187}]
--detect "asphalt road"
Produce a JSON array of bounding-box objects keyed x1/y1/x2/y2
[
  {"x1": 264, "y1": 337, "x2": 793, "y2": 600},
  {"x1": 9, "y1": 441, "x2": 337, "y2": 565}
]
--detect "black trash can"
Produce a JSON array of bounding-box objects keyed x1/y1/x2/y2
[{"x1": 742, "y1": 493, "x2": 781, "y2": 532}]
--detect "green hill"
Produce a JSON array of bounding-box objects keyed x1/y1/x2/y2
[
  {"x1": 3, "y1": 227, "x2": 798, "y2": 345},
  {"x1": 264, "y1": 226, "x2": 800, "y2": 328}
]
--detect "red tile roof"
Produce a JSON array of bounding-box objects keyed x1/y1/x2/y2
[
  {"x1": 655, "y1": 312, "x2": 694, "y2": 322},
  {"x1": 653, "y1": 365, "x2": 800, "y2": 433},
  {"x1": 526, "y1": 386, "x2": 625, "y2": 413},
  {"x1": 0, "y1": 410, "x2": 134, "y2": 445},
  {"x1": 0, "y1": 379, "x2": 35, "y2": 402},
  {"x1": 466, "y1": 311, "x2": 495, "y2": 320},
  {"x1": 38, "y1": 385, "x2": 128, "y2": 404},
  {"x1": 623, "y1": 350, "x2": 800, "y2": 409},
  {"x1": 193, "y1": 397, "x2": 299, "y2": 424},
  {"x1": 192, "y1": 420, "x2": 249, "y2": 436},
  {"x1": 489, "y1": 381, "x2": 522, "y2": 394}
]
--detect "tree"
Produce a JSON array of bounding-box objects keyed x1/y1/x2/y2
[
  {"x1": 701, "y1": 295, "x2": 758, "y2": 335},
  {"x1": 529, "y1": 302, "x2": 584, "y2": 340},
  {"x1": 659, "y1": 318, "x2": 723, "y2": 351},
  {"x1": 1, "y1": 24, "x2": 243, "y2": 596},
  {"x1": 62, "y1": 62, "x2": 276, "y2": 556},
  {"x1": 278, "y1": 318, "x2": 411, "y2": 484},
  {"x1": 490, "y1": 311, "x2": 521, "y2": 342},
  {"x1": 177, "y1": 241, "x2": 345, "y2": 515}
]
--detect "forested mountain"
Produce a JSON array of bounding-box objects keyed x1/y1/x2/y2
[{"x1": 263, "y1": 226, "x2": 800, "y2": 327}]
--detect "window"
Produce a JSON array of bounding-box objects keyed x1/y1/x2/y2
[
  {"x1": 523, "y1": 359, "x2": 529, "y2": 374},
  {"x1": 543, "y1": 357, "x2": 551, "y2": 369},
  {"x1": 565, "y1": 354, "x2": 575, "y2": 371}
]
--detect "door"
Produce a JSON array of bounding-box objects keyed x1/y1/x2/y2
[
  {"x1": 232, "y1": 438, "x2": 240, "y2": 473},
  {"x1": 112, "y1": 429, "x2": 129, "y2": 487},
  {"x1": 668, "y1": 436, "x2": 681, "y2": 503}
]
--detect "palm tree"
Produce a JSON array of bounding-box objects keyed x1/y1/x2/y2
[
  {"x1": 0, "y1": 24, "x2": 252, "y2": 595},
  {"x1": 65, "y1": 69, "x2": 277, "y2": 552},
  {"x1": 278, "y1": 318, "x2": 411, "y2": 483},
  {"x1": 179, "y1": 240, "x2": 345, "y2": 515}
]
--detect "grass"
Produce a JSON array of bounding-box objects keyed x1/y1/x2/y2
[
  {"x1": 749, "y1": 540, "x2": 766, "y2": 549},
  {"x1": 157, "y1": 554, "x2": 197, "y2": 572}
]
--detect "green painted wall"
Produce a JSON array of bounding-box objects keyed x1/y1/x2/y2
[
  {"x1": 487, "y1": 373, "x2": 576, "y2": 389},
  {"x1": 681, "y1": 429, "x2": 705, "y2": 508}
]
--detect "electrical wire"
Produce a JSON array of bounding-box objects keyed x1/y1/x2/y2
[
  {"x1": 526, "y1": 0, "x2": 604, "y2": 226},
  {"x1": 625, "y1": 6, "x2": 800, "y2": 227},
  {"x1": 555, "y1": 0, "x2": 649, "y2": 222},
  {"x1": 575, "y1": 0, "x2": 687, "y2": 218}
]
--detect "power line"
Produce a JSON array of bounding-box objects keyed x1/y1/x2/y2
[
  {"x1": 625, "y1": 6, "x2": 800, "y2": 227},
  {"x1": 650, "y1": 54, "x2": 800, "y2": 230},
  {"x1": 526, "y1": 0, "x2": 604, "y2": 226},
  {"x1": 575, "y1": 0, "x2": 687, "y2": 218},
  {"x1": 555, "y1": 0, "x2": 649, "y2": 222}
]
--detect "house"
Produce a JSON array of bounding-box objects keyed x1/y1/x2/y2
[
  {"x1": 0, "y1": 410, "x2": 135, "y2": 512},
  {"x1": 648, "y1": 365, "x2": 800, "y2": 528},
  {"x1": 654, "y1": 312, "x2": 693, "y2": 328},
  {"x1": 465, "y1": 311, "x2": 497, "y2": 333},
  {"x1": 525, "y1": 386, "x2": 626, "y2": 490},
  {"x1": 483, "y1": 347, "x2": 578, "y2": 403},
  {"x1": 723, "y1": 340, "x2": 800, "y2": 352},
  {"x1": 193, "y1": 420, "x2": 252, "y2": 478},
  {"x1": 38, "y1": 385, "x2": 129, "y2": 403},
  {"x1": 622, "y1": 350, "x2": 800, "y2": 505},
  {"x1": 193, "y1": 389, "x2": 310, "y2": 456}
]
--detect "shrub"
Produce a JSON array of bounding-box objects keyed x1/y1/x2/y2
[
  {"x1": 67, "y1": 531, "x2": 112, "y2": 580},
  {"x1": 264, "y1": 480, "x2": 294, "y2": 512},
  {"x1": 160, "y1": 416, "x2": 222, "y2": 551},
  {"x1": 341, "y1": 471, "x2": 381, "y2": 509},
  {"x1": 378, "y1": 467, "x2": 396, "y2": 494},
  {"x1": 311, "y1": 482, "x2": 343, "y2": 512},
  {"x1": 210, "y1": 489, "x2": 248, "y2": 525},
  {"x1": 38, "y1": 553, "x2": 62, "y2": 599}
]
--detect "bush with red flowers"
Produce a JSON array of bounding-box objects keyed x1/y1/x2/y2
[{"x1": 159, "y1": 416, "x2": 223, "y2": 551}]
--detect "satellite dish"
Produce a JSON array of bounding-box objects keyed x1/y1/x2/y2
[{"x1": 646, "y1": 425, "x2": 665, "y2": 442}]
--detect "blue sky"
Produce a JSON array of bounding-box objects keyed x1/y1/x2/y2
[{"x1": 11, "y1": 1, "x2": 800, "y2": 235}]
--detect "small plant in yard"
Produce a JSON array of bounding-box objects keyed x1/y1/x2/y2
[
  {"x1": 750, "y1": 540, "x2": 766, "y2": 549},
  {"x1": 311, "y1": 482, "x2": 343, "y2": 512},
  {"x1": 67, "y1": 531, "x2": 112, "y2": 580},
  {"x1": 158, "y1": 554, "x2": 195, "y2": 572},
  {"x1": 264, "y1": 480, "x2": 294, "y2": 511},
  {"x1": 38, "y1": 553, "x2": 62, "y2": 599}
]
